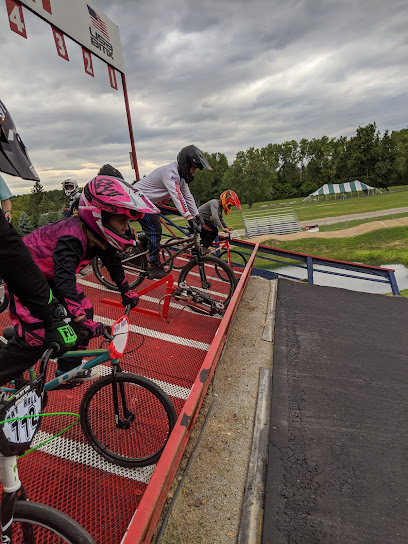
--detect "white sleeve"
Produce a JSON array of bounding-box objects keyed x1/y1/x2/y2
[
  {"x1": 162, "y1": 173, "x2": 196, "y2": 218},
  {"x1": 180, "y1": 181, "x2": 199, "y2": 216}
]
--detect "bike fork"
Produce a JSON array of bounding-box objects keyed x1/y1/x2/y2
[
  {"x1": 197, "y1": 260, "x2": 211, "y2": 289},
  {"x1": 111, "y1": 367, "x2": 135, "y2": 430}
]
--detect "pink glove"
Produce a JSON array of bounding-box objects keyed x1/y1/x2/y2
[
  {"x1": 76, "y1": 317, "x2": 104, "y2": 338},
  {"x1": 121, "y1": 290, "x2": 140, "y2": 309}
]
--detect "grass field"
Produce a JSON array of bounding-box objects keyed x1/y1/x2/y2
[{"x1": 262, "y1": 226, "x2": 408, "y2": 268}]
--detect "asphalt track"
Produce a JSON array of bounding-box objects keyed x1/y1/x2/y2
[{"x1": 262, "y1": 279, "x2": 408, "y2": 544}]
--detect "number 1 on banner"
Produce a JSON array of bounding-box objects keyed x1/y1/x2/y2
[
  {"x1": 6, "y1": 0, "x2": 27, "y2": 38},
  {"x1": 82, "y1": 48, "x2": 94, "y2": 77},
  {"x1": 108, "y1": 65, "x2": 118, "y2": 90},
  {"x1": 52, "y1": 27, "x2": 69, "y2": 61}
]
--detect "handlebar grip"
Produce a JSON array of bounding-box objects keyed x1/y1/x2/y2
[
  {"x1": 77, "y1": 329, "x2": 91, "y2": 344},
  {"x1": 103, "y1": 327, "x2": 114, "y2": 341}
]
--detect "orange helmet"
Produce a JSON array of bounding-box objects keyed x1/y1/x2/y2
[{"x1": 220, "y1": 190, "x2": 242, "y2": 215}]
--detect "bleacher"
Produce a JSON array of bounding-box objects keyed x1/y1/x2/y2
[{"x1": 243, "y1": 207, "x2": 302, "y2": 238}]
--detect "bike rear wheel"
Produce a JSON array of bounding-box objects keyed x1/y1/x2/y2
[
  {"x1": 12, "y1": 500, "x2": 95, "y2": 543},
  {"x1": 215, "y1": 249, "x2": 247, "y2": 281},
  {"x1": 178, "y1": 255, "x2": 237, "y2": 309},
  {"x1": 80, "y1": 372, "x2": 177, "y2": 468},
  {"x1": 91, "y1": 243, "x2": 148, "y2": 291}
]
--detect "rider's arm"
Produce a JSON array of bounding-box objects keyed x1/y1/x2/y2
[
  {"x1": 97, "y1": 246, "x2": 132, "y2": 294},
  {"x1": 179, "y1": 180, "x2": 199, "y2": 217},
  {"x1": 161, "y1": 173, "x2": 196, "y2": 219},
  {"x1": 0, "y1": 213, "x2": 58, "y2": 320},
  {"x1": 52, "y1": 235, "x2": 88, "y2": 319}
]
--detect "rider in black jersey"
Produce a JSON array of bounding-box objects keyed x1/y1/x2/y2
[{"x1": 0, "y1": 99, "x2": 77, "y2": 357}]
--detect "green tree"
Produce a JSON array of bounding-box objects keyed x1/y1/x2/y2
[
  {"x1": 391, "y1": 128, "x2": 408, "y2": 185},
  {"x1": 223, "y1": 148, "x2": 271, "y2": 207},
  {"x1": 30, "y1": 180, "x2": 44, "y2": 227},
  {"x1": 17, "y1": 212, "x2": 34, "y2": 236},
  {"x1": 347, "y1": 123, "x2": 380, "y2": 185},
  {"x1": 191, "y1": 152, "x2": 229, "y2": 205},
  {"x1": 39, "y1": 193, "x2": 52, "y2": 215}
]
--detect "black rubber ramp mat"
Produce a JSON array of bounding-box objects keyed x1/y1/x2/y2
[{"x1": 262, "y1": 279, "x2": 408, "y2": 544}]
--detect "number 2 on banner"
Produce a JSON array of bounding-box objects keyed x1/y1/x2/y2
[
  {"x1": 108, "y1": 65, "x2": 118, "y2": 90},
  {"x1": 52, "y1": 27, "x2": 69, "y2": 61},
  {"x1": 82, "y1": 48, "x2": 94, "y2": 77},
  {"x1": 6, "y1": 0, "x2": 27, "y2": 38}
]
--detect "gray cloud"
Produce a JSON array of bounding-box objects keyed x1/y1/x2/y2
[{"x1": 1, "y1": 0, "x2": 407, "y2": 194}]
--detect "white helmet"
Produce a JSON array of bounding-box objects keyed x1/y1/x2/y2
[{"x1": 62, "y1": 178, "x2": 79, "y2": 197}]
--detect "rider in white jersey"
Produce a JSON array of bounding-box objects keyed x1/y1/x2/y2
[{"x1": 135, "y1": 146, "x2": 212, "y2": 278}]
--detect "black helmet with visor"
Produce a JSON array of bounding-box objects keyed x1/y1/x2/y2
[{"x1": 177, "y1": 145, "x2": 212, "y2": 183}]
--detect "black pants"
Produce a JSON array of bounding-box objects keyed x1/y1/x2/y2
[
  {"x1": 138, "y1": 213, "x2": 162, "y2": 265},
  {"x1": 200, "y1": 220, "x2": 218, "y2": 248}
]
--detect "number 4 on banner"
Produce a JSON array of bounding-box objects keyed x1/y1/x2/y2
[
  {"x1": 52, "y1": 27, "x2": 69, "y2": 61},
  {"x1": 6, "y1": 0, "x2": 27, "y2": 38},
  {"x1": 108, "y1": 65, "x2": 118, "y2": 90}
]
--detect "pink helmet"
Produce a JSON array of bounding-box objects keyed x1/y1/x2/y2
[{"x1": 79, "y1": 175, "x2": 159, "y2": 251}]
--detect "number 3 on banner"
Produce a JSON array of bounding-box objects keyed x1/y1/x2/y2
[
  {"x1": 52, "y1": 27, "x2": 69, "y2": 61},
  {"x1": 6, "y1": 0, "x2": 27, "y2": 38}
]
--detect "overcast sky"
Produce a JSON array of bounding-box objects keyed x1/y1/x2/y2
[{"x1": 1, "y1": 0, "x2": 407, "y2": 194}]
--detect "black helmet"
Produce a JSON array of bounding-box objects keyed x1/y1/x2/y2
[
  {"x1": 98, "y1": 164, "x2": 124, "y2": 180},
  {"x1": 177, "y1": 145, "x2": 212, "y2": 183},
  {"x1": 0, "y1": 99, "x2": 40, "y2": 181}
]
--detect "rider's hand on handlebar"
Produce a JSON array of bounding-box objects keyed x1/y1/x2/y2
[
  {"x1": 76, "y1": 316, "x2": 104, "y2": 338},
  {"x1": 121, "y1": 289, "x2": 139, "y2": 309},
  {"x1": 188, "y1": 217, "x2": 202, "y2": 233},
  {"x1": 44, "y1": 320, "x2": 77, "y2": 354}
]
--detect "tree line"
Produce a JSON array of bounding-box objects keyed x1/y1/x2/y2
[
  {"x1": 9, "y1": 122, "x2": 408, "y2": 234},
  {"x1": 193, "y1": 123, "x2": 408, "y2": 207}
]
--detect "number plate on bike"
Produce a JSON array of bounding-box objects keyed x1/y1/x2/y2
[
  {"x1": 0, "y1": 385, "x2": 42, "y2": 455},
  {"x1": 108, "y1": 315, "x2": 130, "y2": 359}
]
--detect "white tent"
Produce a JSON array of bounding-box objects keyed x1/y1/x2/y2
[{"x1": 303, "y1": 181, "x2": 381, "y2": 201}]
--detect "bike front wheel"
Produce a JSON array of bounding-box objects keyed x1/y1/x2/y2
[
  {"x1": 80, "y1": 372, "x2": 177, "y2": 468},
  {"x1": 178, "y1": 255, "x2": 237, "y2": 309},
  {"x1": 12, "y1": 500, "x2": 95, "y2": 543},
  {"x1": 91, "y1": 243, "x2": 148, "y2": 291},
  {"x1": 215, "y1": 249, "x2": 247, "y2": 281}
]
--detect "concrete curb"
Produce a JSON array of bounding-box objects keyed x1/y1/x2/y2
[
  {"x1": 262, "y1": 280, "x2": 277, "y2": 343},
  {"x1": 237, "y1": 367, "x2": 273, "y2": 544}
]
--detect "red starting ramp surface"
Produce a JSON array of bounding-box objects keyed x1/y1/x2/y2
[{"x1": 0, "y1": 250, "x2": 255, "y2": 543}]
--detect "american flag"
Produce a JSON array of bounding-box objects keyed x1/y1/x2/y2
[{"x1": 87, "y1": 5, "x2": 109, "y2": 40}]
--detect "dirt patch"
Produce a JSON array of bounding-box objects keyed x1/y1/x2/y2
[{"x1": 152, "y1": 276, "x2": 274, "y2": 544}]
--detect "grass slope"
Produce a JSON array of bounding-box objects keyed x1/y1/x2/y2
[{"x1": 264, "y1": 226, "x2": 408, "y2": 268}]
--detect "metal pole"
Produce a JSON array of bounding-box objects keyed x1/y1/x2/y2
[{"x1": 121, "y1": 73, "x2": 140, "y2": 181}]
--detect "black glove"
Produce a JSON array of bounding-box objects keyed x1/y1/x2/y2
[
  {"x1": 121, "y1": 289, "x2": 140, "y2": 309},
  {"x1": 195, "y1": 214, "x2": 204, "y2": 228},
  {"x1": 188, "y1": 217, "x2": 202, "y2": 233}
]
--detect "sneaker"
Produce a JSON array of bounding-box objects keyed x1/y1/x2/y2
[
  {"x1": 56, "y1": 367, "x2": 100, "y2": 383},
  {"x1": 148, "y1": 264, "x2": 168, "y2": 279},
  {"x1": 201, "y1": 247, "x2": 211, "y2": 255}
]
